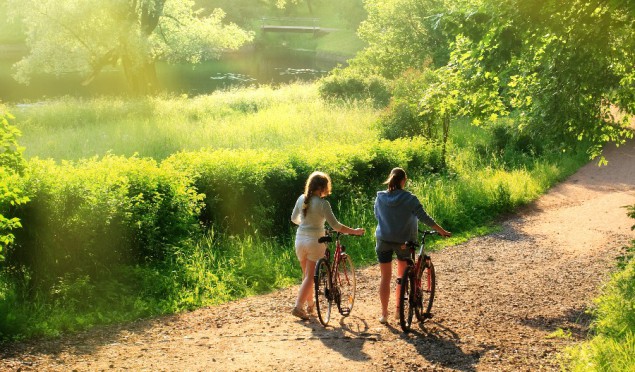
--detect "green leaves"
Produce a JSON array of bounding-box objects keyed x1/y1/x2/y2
[{"x1": 0, "y1": 108, "x2": 28, "y2": 260}]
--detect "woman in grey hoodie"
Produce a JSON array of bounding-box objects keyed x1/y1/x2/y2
[{"x1": 374, "y1": 167, "x2": 451, "y2": 324}]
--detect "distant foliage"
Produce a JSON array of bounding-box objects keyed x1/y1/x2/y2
[
  {"x1": 490, "y1": 119, "x2": 543, "y2": 156},
  {"x1": 8, "y1": 0, "x2": 253, "y2": 93},
  {"x1": 376, "y1": 69, "x2": 439, "y2": 140},
  {"x1": 318, "y1": 67, "x2": 391, "y2": 107},
  {"x1": 0, "y1": 108, "x2": 28, "y2": 260}
]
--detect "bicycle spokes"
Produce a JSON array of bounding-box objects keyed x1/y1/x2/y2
[
  {"x1": 314, "y1": 258, "x2": 332, "y2": 326},
  {"x1": 335, "y1": 254, "x2": 356, "y2": 316}
]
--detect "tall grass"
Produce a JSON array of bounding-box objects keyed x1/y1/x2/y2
[
  {"x1": 564, "y1": 254, "x2": 635, "y2": 371},
  {"x1": 563, "y1": 208, "x2": 635, "y2": 371},
  {"x1": 12, "y1": 83, "x2": 380, "y2": 161}
]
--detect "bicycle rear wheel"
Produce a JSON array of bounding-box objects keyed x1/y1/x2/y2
[
  {"x1": 398, "y1": 267, "x2": 415, "y2": 332},
  {"x1": 335, "y1": 254, "x2": 356, "y2": 316},
  {"x1": 415, "y1": 258, "x2": 436, "y2": 322},
  {"x1": 314, "y1": 258, "x2": 332, "y2": 326}
]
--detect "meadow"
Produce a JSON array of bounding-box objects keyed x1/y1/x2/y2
[{"x1": 0, "y1": 82, "x2": 590, "y2": 340}]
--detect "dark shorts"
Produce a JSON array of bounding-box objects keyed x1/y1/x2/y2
[{"x1": 375, "y1": 240, "x2": 410, "y2": 264}]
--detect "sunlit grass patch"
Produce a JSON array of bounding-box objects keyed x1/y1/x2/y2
[
  {"x1": 12, "y1": 82, "x2": 380, "y2": 161},
  {"x1": 564, "y1": 250, "x2": 635, "y2": 371}
]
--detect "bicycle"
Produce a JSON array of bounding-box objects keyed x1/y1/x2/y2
[
  {"x1": 313, "y1": 228, "x2": 358, "y2": 327},
  {"x1": 397, "y1": 229, "x2": 437, "y2": 332}
]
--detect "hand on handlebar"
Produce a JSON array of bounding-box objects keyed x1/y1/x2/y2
[{"x1": 433, "y1": 224, "x2": 451, "y2": 238}]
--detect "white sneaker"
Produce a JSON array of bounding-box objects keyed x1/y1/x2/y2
[{"x1": 379, "y1": 315, "x2": 388, "y2": 324}]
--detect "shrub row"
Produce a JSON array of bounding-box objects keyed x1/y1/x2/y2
[
  {"x1": 7, "y1": 137, "x2": 442, "y2": 286},
  {"x1": 8, "y1": 156, "x2": 203, "y2": 287}
]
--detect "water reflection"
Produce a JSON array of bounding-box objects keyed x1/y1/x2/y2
[
  {"x1": 0, "y1": 49, "x2": 340, "y2": 103},
  {"x1": 209, "y1": 73, "x2": 257, "y2": 82}
]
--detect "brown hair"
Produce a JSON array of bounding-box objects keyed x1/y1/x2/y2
[
  {"x1": 383, "y1": 167, "x2": 406, "y2": 192},
  {"x1": 302, "y1": 171, "x2": 332, "y2": 216}
]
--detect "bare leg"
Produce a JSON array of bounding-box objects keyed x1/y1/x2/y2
[
  {"x1": 394, "y1": 259, "x2": 408, "y2": 315},
  {"x1": 295, "y1": 259, "x2": 317, "y2": 308},
  {"x1": 379, "y1": 262, "x2": 392, "y2": 318}
]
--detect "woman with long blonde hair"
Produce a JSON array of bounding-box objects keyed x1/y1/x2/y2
[{"x1": 290, "y1": 171, "x2": 364, "y2": 320}]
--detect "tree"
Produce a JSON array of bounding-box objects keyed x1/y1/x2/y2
[
  {"x1": 8, "y1": 0, "x2": 254, "y2": 94},
  {"x1": 418, "y1": 35, "x2": 507, "y2": 165},
  {"x1": 351, "y1": 0, "x2": 491, "y2": 78},
  {"x1": 0, "y1": 108, "x2": 28, "y2": 261},
  {"x1": 350, "y1": 0, "x2": 635, "y2": 160},
  {"x1": 500, "y1": 0, "x2": 635, "y2": 160}
]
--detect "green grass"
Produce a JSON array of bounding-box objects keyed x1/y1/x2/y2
[
  {"x1": 11, "y1": 83, "x2": 379, "y2": 161},
  {"x1": 563, "y1": 244, "x2": 635, "y2": 371}
]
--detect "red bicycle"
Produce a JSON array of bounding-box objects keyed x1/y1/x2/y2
[
  {"x1": 398, "y1": 229, "x2": 437, "y2": 332},
  {"x1": 313, "y1": 228, "x2": 357, "y2": 327}
]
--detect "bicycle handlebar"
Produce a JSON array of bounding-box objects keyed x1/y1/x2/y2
[
  {"x1": 319, "y1": 228, "x2": 361, "y2": 243},
  {"x1": 405, "y1": 230, "x2": 439, "y2": 247}
]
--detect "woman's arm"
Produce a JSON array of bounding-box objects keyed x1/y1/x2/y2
[
  {"x1": 431, "y1": 223, "x2": 451, "y2": 237},
  {"x1": 290, "y1": 195, "x2": 303, "y2": 225},
  {"x1": 322, "y1": 199, "x2": 365, "y2": 236}
]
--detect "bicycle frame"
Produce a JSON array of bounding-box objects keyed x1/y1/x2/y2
[
  {"x1": 318, "y1": 230, "x2": 348, "y2": 291},
  {"x1": 399, "y1": 229, "x2": 437, "y2": 332},
  {"x1": 411, "y1": 233, "x2": 433, "y2": 291},
  {"x1": 314, "y1": 229, "x2": 357, "y2": 326}
]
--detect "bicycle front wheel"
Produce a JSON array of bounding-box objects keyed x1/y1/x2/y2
[
  {"x1": 398, "y1": 267, "x2": 415, "y2": 332},
  {"x1": 335, "y1": 254, "x2": 356, "y2": 316},
  {"x1": 314, "y1": 258, "x2": 332, "y2": 326},
  {"x1": 415, "y1": 259, "x2": 436, "y2": 322}
]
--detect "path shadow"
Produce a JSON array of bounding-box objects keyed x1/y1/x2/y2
[
  {"x1": 518, "y1": 305, "x2": 593, "y2": 340},
  {"x1": 0, "y1": 314, "x2": 162, "y2": 360},
  {"x1": 299, "y1": 314, "x2": 374, "y2": 362},
  {"x1": 384, "y1": 320, "x2": 494, "y2": 372}
]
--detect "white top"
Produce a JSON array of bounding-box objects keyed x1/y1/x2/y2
[{"x1": 291, "y1": 195, "x2": 343, "y2": 238}]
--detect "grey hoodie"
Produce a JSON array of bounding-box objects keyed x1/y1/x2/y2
[{"x1": 374, "y1": 189, "x2": 436, "y2": 243}]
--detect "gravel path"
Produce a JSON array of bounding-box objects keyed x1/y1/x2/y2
[{"x1": 1, "y1": 139, "x2": 634, "y2": 371}]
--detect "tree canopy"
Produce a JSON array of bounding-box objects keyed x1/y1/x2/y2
[
  {"x1": 7, "y1": 0, "x2": 254, "y2": 94},
  {"x1": 350, "y1": 0, "x2": 635, "y2": 159}
]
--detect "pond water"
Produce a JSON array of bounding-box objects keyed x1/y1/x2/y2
[{"x1": 0, "y1": 48, "x2": 341, "y2": 103}]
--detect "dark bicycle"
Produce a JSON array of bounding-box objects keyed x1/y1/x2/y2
[
  {"x1": 398, "y1": 229, "x2": 437, "y2": 332},
  {"x1": 313, "y1": 228, "x2": 358, "y2": 327}
]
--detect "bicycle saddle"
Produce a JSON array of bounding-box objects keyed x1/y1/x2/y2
[{"x1": 318, "y1": 236, "x2": 333, "y2": 243}]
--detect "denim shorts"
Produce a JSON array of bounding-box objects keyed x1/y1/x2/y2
[{"x1": 375, "y1": 240, "x2": 410, "y2": 264}]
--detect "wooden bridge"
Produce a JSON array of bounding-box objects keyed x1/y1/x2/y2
[{"x1": 260, "y1": 17, "x2": 337, "y2": 35}]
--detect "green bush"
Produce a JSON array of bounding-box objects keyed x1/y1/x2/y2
[
  {"x1": 490, "y1": 118, "x2": 543, "y2": 156},
  {"x1": 163, "y1": 138, "x2": 443, "y2": 235},
  {"x1": 318, "y1": 67, "x2": 391, "y2": 107},
  {"x1": 0, "y1": 108, "x2": 29, "y2": 260},
  {"x1": 8, "y1": 155, "x2": 202, "y2": 287},
  {"x1": 375, "y1": 69, "x2": 440, "y2": 141},
  {"x1": 376, "y1": 102, "x2": 425, "y2": 140},
  {"x1": 565, "y1": 237, "x2": 635, "y2": 371},
  {"x1": 163, "y1": 149, "x2": 300, "y2": 235}
]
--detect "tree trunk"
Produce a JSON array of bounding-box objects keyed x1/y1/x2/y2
[
  {"x1": 121, "y1": 54, "x2": 159, "y2": 95},
  {"x1": 442, "y1": 113, "x2": 450, "y2": 168},
  {"x1": 307, "y1": 0, "x2": 314, "y2": 16}
]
